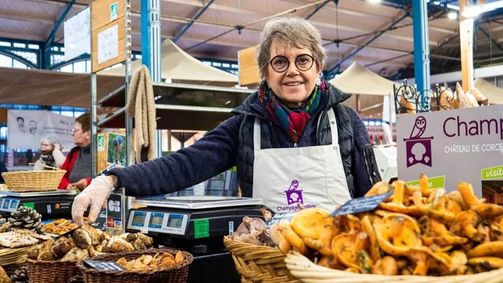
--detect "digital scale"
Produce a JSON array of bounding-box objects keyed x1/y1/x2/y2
[
  {"x1": 127, "y1": 195, "x2": 265, "y2": 283},
  {"x1": 0, "y1": 190, "x2": 77, "y2": 220},
  {"x1": 128, "y1": 196, "x2": 264, "y2": 239}
]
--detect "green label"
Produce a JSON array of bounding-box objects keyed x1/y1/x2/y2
[
  {"x1": 23, "y1": 202, "x2": 35, "y2": 209},
  {"x1": 97, "y1": 134, "x2": 105, "y2": 151},
  {"x1": 481, "y1": 165, "x2": 503, "y2": 180},
  {"x1": 110, "y1": 2, "x2": 119, "y2": 21},
  {"x1": 194, "y1": 218, "x2": 209, "y2": 239},
  {"x1": 405, "y1": 175, "x2": 445, "y2": 189}
]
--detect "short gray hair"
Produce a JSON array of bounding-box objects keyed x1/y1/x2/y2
[
  {"x1": 41, "y1": 136, "x2": 60, "y2": 146},
  {"x1": 257, "y1": 17, "x2": 326, "y2": 79}
]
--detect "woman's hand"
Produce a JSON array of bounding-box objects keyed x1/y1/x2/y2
[
  {"x1": 53, "y1": 143, "x2": 62, "y2": 151},
  {"x1": 71, "y1": 175, "x2": 116, "y2": 226},
  {"x1": 68, "y1": 179, "x2": 89, "y2": 190}
]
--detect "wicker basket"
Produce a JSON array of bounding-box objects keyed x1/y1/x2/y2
[
  {"x1": 223, "y1": 236, "x2": 300, "y2": 283},
  {"x1": 2, "y1": 170, "x2": 66, "y2": 192},
  {"x1": 285, "y1": 251, "x2": 503, "y2": 283},
  {"x1": 76, "y1": 248, "x2": 193, "y2": 283},
  {"x1": 26, "y1": 259, "x2": 79, "y2": 283}
]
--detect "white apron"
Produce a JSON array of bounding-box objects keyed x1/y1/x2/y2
[{"x1": 252, "y1": 109, "x2": 351, "y2": 213}]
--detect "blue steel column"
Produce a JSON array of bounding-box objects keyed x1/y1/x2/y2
[
  {"x1": 141, "y1": 0, "x2": 162, "y2": 82},
  {"x1": 412, "y1": 0, "x2": 430, "y2": 107},
  {"x1": 141, "y1": 0, "x2": 162, "y2": 158}
]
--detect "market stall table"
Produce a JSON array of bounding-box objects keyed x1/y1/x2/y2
[{"x1": 128, "y1": 196, "x2": 265, "y2": 283}]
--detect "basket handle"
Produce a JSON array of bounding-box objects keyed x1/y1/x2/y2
[{"x1": 28, "y1": 163, "x2": 61, "y2": 171}]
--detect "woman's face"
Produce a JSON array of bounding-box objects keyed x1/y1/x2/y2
[
  {"x1": 40, "y1": 140, "x2": 53, "y2": 153},
  {"x1": 72, "y1": 122, "x2": 90, "y2": 147},
  {"x1": 266, "y1": 39, "x2": 322, "y2": 107}
]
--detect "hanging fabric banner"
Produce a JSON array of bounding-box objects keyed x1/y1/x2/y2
[{"x1": 7, "y1": 110, "x2": 75, "y2": 150}]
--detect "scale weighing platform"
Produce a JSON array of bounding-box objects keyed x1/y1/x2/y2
[
  {"x1": 0, "y1": 190, "x2": 77, "y2": 220},
  {"x1": 127, "y1": 195, "x2": 265, "y2": 283}
]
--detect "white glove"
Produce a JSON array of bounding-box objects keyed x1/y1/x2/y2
[{"x1": 71, "y1": 175, "x2": 115, "y2": 226}]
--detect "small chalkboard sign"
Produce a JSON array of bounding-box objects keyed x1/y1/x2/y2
[
  {"x1": 331, "y1": 190, "x2": 393, "y2": 216},
  {"x1": 83, "y1": 259, "x2": 125, "y2": 272}
]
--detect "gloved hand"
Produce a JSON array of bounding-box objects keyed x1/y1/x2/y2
[{"x1": 72, "y1": 175, "x2": 116, "y2": 226}]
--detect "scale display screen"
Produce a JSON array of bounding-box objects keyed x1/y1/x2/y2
[
  {"x1": 2, "y1": 200, "x2": 10, "y2": 210},
  {"x1": 167, "y1": 214, "x2": 183, "y2": 228},
  {"x1": 10, "y1": 200, "x2": 18, "y2": 210},
  {"x1": 131, "y1": 211, "x2": 146, "y2": 227},
  {"x1": 149, "y1": 212, "x2": 164, "y2": 229}
]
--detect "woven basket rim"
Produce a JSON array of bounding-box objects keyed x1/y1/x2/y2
[
  {"x1": 2, "y1": 170, "x2": 66, "y2": 175},
  {"x1": 285, "y1": 251, "x2": 503, "y2": 282},
  {"x1": 2, "y1": 170, "x2": 67, "y2": 191},
  {"x1": 223, "y1": 235, "x2": 281, "y2": 251},
  {"x1": 76, "y1": 248, "x2": 194, "y2": 276},
  {"x1": 26, "y1": 258, "x2": 78, "y2": 264}
]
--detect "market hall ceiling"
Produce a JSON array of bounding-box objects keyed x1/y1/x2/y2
[{"x1": 0, "y1": 0, "x2": 502, "y2": 80}]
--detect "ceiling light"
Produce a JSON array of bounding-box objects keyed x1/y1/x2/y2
[
  {"x1": 447, "y1": 11, "x2": 458, "y2": 20},
  {"x1": 368, "y1": 0, "x2": 381, "y2": 4}
]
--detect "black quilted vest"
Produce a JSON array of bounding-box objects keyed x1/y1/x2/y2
[{"x1": 234, "y1": 86, "x2": 356, "y2": 199}]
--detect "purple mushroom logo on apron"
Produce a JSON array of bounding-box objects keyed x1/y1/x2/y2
[{"x1": 285, "y1": 180, "x2": 304, "y2": 205}]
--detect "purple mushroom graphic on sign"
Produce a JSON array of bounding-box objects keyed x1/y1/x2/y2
[
  {"x1": 404, "y1": 116, "x2": 434, "y2": 167},
  {"x1": 285, "y1": 179, "x2": 304, "y2": 205}
]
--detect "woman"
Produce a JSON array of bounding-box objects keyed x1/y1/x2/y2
[
  {"x1": 58, "y1": 113, "x2": 92, "y2": 190},
  {"x1": 34, "y1": 136, "x2": 65, "y2": 170},
  {"x1": 72, "y1": 17, "x2": 372, "y2": 225}
]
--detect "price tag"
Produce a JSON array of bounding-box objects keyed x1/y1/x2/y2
[
  {"x1": 266, "y1": 213, "x2": 295, "y2": 228},
  {"x1": 331, "y1": 190, "x2": 393, "y2": 216},
  {"x1": 83, "y1": 259, "x2": 125, "y2": 272}
]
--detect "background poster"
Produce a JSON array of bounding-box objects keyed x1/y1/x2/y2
[
  {"x1": 7, "y1": 110, "x2": 75, "y2": 150},
  {"x1": 396, "y1": 104, "x2": 503, "y2": 196},
  {"x1": 107, "y1": 133, "x2": 125, "y2": 166}
]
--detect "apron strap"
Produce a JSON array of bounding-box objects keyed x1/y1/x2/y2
[
  {"x1": 327, "y1": 109, "x2": 339, "y2": 145},
  {"x1": 253, "y1": 117, "x2": 261, "y2": 149}
]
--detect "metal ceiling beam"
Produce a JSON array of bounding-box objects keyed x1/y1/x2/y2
[
  {"x1": 173, "y1": 0, "x2": 214, "y2": 42},
  {"x1": 305, "y1": 0, "x2": 335, "y2": 20},
  {"x1": 478, "y1": 26, "x2": 503, "y2": 52},
  {"x1": 44, "y1": 0, "x2": 76, "y2": 47},
  {"x1": 327, "y1": 12, "x2": 409, "y2": 73}
]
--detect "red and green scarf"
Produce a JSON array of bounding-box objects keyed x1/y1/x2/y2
[{"x1": 258, "y1": 80, "x2": 326, "y2": 142}]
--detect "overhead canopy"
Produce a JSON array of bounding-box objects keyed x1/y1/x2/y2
[
  {"x1": 0, "y1": 66, "x2": 123, "y2": 108},
  {"x1": 99, "y1": 39, "x2": 238, "y2": 86},
  {"x1": 329, "y1": 62, "x2": 398, "y2": 97},
  {"x1": 474, "y1": 78, "x2": 503, "y2": 104},
  {"x1": 329, "y1": 62, "x2": 399, "y2": 117}
]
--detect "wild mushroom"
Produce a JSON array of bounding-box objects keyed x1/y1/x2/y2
[
  {"x1": 457, "y1": 182, "x2": 482, "y2": 208},
  {"x1": 379, "y1": 181, "x2": 422, "y2": 215},
  {"x1": 419, "y1": 216, "x2": 468, "y2": 247},
  {"x1": 290, "y1": 208, "x2": 337, "y2": 256},
  {"x1": 467, "y1": 241, "x2": 503, "y2": 258},
  {"x1": 371, "y1": 256, "x2": 398, "y2": 275},
  {"x1": 374, "y1": 213, "x2": 422, "y2": 256},
  {"x1": 450, "y1": 210, "x2": 485, "y2": 242},
  {"x1": 361, "y1": 215, "x2": 381, "y2": 261},
  {"x1": 331, "y1": 231, "x2": 369, "y2": 271}
]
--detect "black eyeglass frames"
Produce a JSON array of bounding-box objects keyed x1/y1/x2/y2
[{"x1": 269, "y1": 54, "x2": 315, "y2": 73}]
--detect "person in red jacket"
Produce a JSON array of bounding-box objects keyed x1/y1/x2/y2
[{"x1": 58, "y1": 113, "x2": 92, "y2": 190}]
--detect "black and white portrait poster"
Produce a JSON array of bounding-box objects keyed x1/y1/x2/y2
[{"x1": 7, "y1": 110, "x2": 75, "y2": 150}]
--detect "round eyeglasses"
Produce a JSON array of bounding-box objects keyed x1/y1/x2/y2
[{"x1": 269, "y1": 54, "x2": 315, "y2": 73}]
